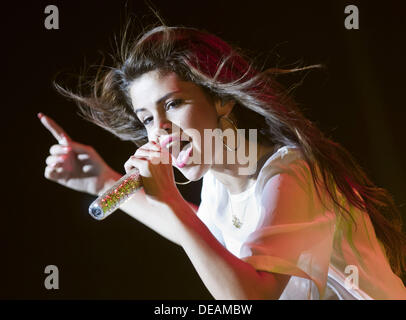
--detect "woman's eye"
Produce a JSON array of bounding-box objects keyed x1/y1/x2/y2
[
  {"x1": 165, "y1": 99, "x2": 182, "y2": 110},
  {"x1": 143, "y1": 117, "x2": 152, "y2": 125},
  {"x1": 141, "y1": 99, "x2": 182, "y2": 126}
]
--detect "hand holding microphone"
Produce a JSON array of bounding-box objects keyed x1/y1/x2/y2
[
  {"x1": 89, "y1": 139, "x2": 178, "y2": 220},
  {"x1": 39, "y1": 112, "x2": 181, "y2": 221}
]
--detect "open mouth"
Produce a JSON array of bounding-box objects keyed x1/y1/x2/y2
[{"x1": 165, "y1": 137, "x2": 193, "y2": 168}]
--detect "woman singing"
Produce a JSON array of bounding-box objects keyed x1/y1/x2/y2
[{"x1": 39, "y1": 23, "x2": 406, "y2": 299}]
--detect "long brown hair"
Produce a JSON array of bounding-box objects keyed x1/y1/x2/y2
[{"x1": 55, "y1": 20, "x2": 406, "y2": 280}]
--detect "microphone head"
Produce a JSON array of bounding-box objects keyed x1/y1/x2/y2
[
  {"x1": 89, "y1": 204, "x2": 104, "y2": 220},
  {"x1": 88, "y1": 169, "x2": 142, "y2": 220}
]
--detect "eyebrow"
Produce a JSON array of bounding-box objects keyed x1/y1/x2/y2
[{"x1": 134, "y1": 90, "x2": 180, "y2": 115}]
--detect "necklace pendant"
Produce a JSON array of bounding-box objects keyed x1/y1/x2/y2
[{"x1": 232, "y1": 215, "x2": 243, "y2": 228}]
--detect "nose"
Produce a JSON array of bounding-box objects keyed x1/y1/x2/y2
[{"x1": 150, "y1": 116, "x2": 172, "y2": 144}]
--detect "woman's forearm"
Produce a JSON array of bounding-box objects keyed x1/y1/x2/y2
[
  {"x1": 119, "y1": 189, "x2": 183, "y2": 246},
  {"x1": 98, "y1": 173, "x2": 281, "y2": 299},
  {"x1": 97, "y1": 171, "x2": 190, "y2": 246},
  {"x1": 166, "y1": 195, "x2": 279, "y2": 300}
]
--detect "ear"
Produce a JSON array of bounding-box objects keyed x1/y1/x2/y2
[{"x1": 215, "y1": 99, "x2": 236, "y2": 118}]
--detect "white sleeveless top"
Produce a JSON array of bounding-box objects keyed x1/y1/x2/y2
[{"x1": 196, "y1": 145, "x2": 406, "y2": 299}]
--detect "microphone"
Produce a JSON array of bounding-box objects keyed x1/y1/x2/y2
[
  {"x1": 88, "y1": 134, "x2": 175, "y2": 220},
  {"x1": 88, "y1": 169, "x2": 143, "y2": 220}
]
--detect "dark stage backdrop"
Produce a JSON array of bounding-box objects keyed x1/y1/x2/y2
[{"x1": 2, "y1": 0, "x2": 405, "y2": 299}]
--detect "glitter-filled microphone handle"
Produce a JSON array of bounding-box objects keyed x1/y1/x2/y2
[{"x1": 88, "y1": 169, "x2": 143, "y2": 220}]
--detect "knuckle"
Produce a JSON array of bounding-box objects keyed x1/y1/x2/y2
[
  {"x1": 127, "y1": 157, "x2": 138, "y2": 164},
  {"x1": 50, "y1": 144, "x2": 69, "y2": 155},
  {"x1": 44, "y1": 167, "x2": 53, "y2": 179},
  {"x1": 46, "y1": 155, "x2": 59, "y2": 165},
  {"x1": 45, "y1": 156, "x2": 53, "y2": 165},
  {"x1": 124, "y1": 160, "x2": 134, "y2": 170},
  {"x1": 49, "y1": 145, "x2": 59, "y2": 154}
]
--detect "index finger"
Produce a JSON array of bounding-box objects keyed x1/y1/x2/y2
[{"x1": 38, "y1": 113, "x2": 71, "y2": 145}]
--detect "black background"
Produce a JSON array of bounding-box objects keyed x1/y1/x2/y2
[{"x1": 2, "y1": 0, "x2": 406, "y2": 299}]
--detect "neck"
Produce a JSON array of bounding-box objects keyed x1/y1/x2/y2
[{"x1": 210, "y1": 135, "x2": 278, "y2": 195}]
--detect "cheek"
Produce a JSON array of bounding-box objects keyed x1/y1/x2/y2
[
  {"x1": 175, "y1": 103, "x2": 219, "y2": 149},
  {"x1": 191, "y1": 106, "x2": 218, "y2": 130},
  {"x1": 190, "y1": 116, "x2": 218, "y2": 149},
  {"x1": 146, "y1": 130, "x2": 154, "y2": 142},
  {"x1": 178, "y1": 104, "x2": 217, "y2": 130}
]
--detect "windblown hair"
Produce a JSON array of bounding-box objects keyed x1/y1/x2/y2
[{"x1": 55, "y1": 20, "x2": 406, "y2": 279}]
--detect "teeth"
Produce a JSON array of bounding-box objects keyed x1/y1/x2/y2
[
  {"x1": 165, "y1": 136, "x2": 191, "y2": 149},
  {"x1": 162, "y1": 134, "x2": 192, "y2": 155},
  {"x1": 166, "y1": 141, "x2": 191, "y2": 155}
]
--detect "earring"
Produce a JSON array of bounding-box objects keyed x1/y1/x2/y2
[{"x1": 219, "y1": 115, "x2": 240, "y2": 151}]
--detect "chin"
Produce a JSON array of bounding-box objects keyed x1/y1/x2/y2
[{"x1": 177, "y1": 163, "x2": 210, "y2": 181}]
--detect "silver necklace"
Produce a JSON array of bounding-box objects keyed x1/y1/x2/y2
[
  {"x1": 227, "y1": 146, "x2": 279, "y2": 228},
  {"x1": 228, "y1": 195, "x2": 248, "y2": 229}
]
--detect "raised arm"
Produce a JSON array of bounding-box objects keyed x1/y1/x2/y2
[{"x1": 39, "y1": 113, "x2": 197, "y2": 246}]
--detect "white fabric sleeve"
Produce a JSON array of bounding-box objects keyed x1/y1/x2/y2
[
  {"x1": 240, "y1": 158, "x2": 336, "y2": 298},
  {"x1": 196, "y1": 172, "x2": 225, "y2": 246}
]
